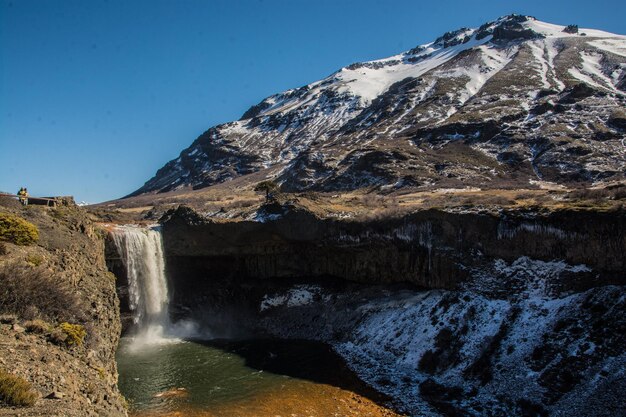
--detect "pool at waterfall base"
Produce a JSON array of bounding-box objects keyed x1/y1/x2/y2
[
  {"x1": 116, "y1": 337, "x2": 402, "y2": 417},
  {"x1": 111, "y1": 225, "x2": 403, "y2": 416}
]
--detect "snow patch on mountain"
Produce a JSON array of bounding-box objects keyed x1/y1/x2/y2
[
  {"x1": 527, "y1": 19, "x2": 626, "y2": 39},
  {"x1": 569, "y1": 51, "x2": 621, "y2": 92},
  {"x1": 588, "y1": 39, "x2": 626, "y2": 57},
  {"x1": 336, "y1": 35, "x2": 494, "y2": 104}
]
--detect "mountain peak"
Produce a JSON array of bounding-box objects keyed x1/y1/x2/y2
[
  {"x1": 475, "y1": 14, "x2": 542, "y2": 41},
  {"x1": 127, "y1": 16, "x2": 626, "y2": 199}
]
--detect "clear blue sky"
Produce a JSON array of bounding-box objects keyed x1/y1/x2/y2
[{"x1": 1, "y1": 0, "x2": 624, "y2": 203}]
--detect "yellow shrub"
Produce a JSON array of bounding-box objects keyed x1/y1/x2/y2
[
  {"x1": 58, "y1": 322, "x2": 86, "y2": 347},
  {"x1": 0, "y1": 368, "x2": 38, "y2": 407},
  {"x1": 0, "y1": 213, "x2": 39, "y2": 246}
]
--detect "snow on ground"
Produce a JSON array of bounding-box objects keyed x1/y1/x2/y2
[
  {"x1": 336, "y1": 35, "x2": 493, "y2": 104},
  {"x1": 569, "y1": 51, "x2": 621, "y2": 92},
  {"x1": 438, "y1": 43, "x2": 517, "y2": 106},
  {"x1": 529, "y1": 179, "x2": 567, "y2": 190},
  {"x1": 527, "y1": 19, "x2": 625, "y2": 39},
  {"x1": 588, "y1": 39, "x2": 626, "y2": 57},
  {"x1": 259, "y1": 253, "x2": 623, "y2": 416},
  {"x1": 528, "y1": 40, "x2": 552, "y2": 89},
  {"x1": 260, "y1": 285, "x2": 322, "y2": 312},
  {"x1": 329, "y1": 261, "x2": 619, "y2": 415},
  {"x1": 252, "y1": 211, "x2": 283, "y2": 223}
]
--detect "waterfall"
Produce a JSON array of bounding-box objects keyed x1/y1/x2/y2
[{"x1": 111, "y1": 225, "x2": 175, "y2": 346}]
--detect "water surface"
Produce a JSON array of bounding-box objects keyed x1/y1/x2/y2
[{"x1": 117, "y1": 337, "x2": 402, "y2": 417}]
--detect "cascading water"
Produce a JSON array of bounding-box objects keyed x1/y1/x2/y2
[{"x1": 111, "y1": 225, "x2": 181, "y2": 347}]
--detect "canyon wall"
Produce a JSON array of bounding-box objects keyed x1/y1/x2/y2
[
  {"x1": 158, "y1": 205, "x2": 625, "y2": 292},
  {"x1": 104, "y1": 205, "x2": 626, "y2": 416}
]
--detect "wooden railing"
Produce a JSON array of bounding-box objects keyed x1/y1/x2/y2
[{"x1": 0, "y1": 193, "x2": 62, "y2": 207}]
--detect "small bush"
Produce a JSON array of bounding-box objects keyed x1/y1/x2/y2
[
  {"x1": 120, "y1": 395, "x2": 130, "y2": 410},
  {"x1": 94, "y1": 366, "x2": 106, "y2": 380},
  {"x1": 58, "y1": 322, "x2": 86, "y2": 347},
  {"x1": 25, "y1": 254, "x2": 44, "y2": 267},
  {"x1": 0, "y1": 314, "x2": 17, "y2": 324},
  {"x1": 49, "y1": 328, "x2": 68, "y2": 346},
  {"x1": 566, "y1": 185, "x2": 626, "y2": 202},
  {"x1": 0, "y1": 262, "x2": 85, "y2": 323},
  {"x1": 0, "y1": 213, "x2": 39, "y2": 246},
  {"x1": 0, "y1": 368, "x2": 38, "y2": 407},
  {"x1": 24, "y1": 319, "x2": 51, "y2": 334},
  {"x1": 0, "y1": 242, "x2": 7, "y2": 256}
]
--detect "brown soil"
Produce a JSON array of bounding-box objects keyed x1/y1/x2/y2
[{"x1": 132, "y1": 381, "x2": 404, "y2": 417}]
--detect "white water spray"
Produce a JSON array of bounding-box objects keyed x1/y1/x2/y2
[{"x1": 111, "y1": 225, "x2": 195, "y2": 348}]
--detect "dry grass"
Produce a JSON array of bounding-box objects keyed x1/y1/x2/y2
[
  {"x1": 296, "y1": 185, "x2": 626, "y2": 218},
  {"x1": 24, "y1": 319, "x2": 51, "y2": 334},
  {"x1": 92, "y1": 170, "x2": 626, "y2": 223},
  {"x1": 25, "y1": 254, "x2": 44, "y2": 266},
  {"x1": 0, "y1": 368, "x2": 38, "y2": 407},
  {"x1": 0, "y1": 262, "x2": 85, "y2": 323},
  {"x1": 565, "y1": 185, "x2": 626, "y2": 202},
  {"x1": 0, "y1": 314, "x2": 17, "y2": 324}
]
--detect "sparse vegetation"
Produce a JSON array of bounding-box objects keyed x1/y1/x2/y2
[
  {"x1": 566, "y1": 185, "x2": 626, "y2": 202},
  {"x1": 24, "y1": 319, "x2": 51, "y2": 334},
  {"x1": 254, "y1": 180, "x2": 280, "y2": 202},
  {"x1": 0, "y1": 368, "x2": 38, "y2": 407},
  {"x1": 0, "y1": 242, "x2": 7, "y2": 255},
  {"x1": 94, "y1": 366, "x2": 106, "y2": 380},
  {"x1": 58, "y1": 322, "x2": 86, "y2": 347},
  {"x1": 50, "y1": 206, "x2": 70, "y2": 221},
  {"x1": 0, "y1": 262, "x2": 85, "y2": 323},
  {"x1": 0, "y1": 213, "x2": 39, "y2": 246},
  {"x1": 0, "y1": 314, "x2": 17, "y2": 324},
  {"x1": 49, "y1": 327, "x2": 68, "y2": 346},
  {"x1": 25, "y1": 254, "x2": 44, "y2": 266},
  {"x1": 120, "y1": 394, "x2": 130, "y2": 410}
]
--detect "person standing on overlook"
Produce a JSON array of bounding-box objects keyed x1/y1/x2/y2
[{"x1": 17, "y1": 187, "x2": 29, "y2": 205}]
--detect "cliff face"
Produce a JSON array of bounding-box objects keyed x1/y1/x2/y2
[
  {"x1": 160, "y1": 205, "x2": 625, "y2": 292},
  {"x1": 0, "y1": 199, "x2": 126, "y2": 417},
  {"x1": 153, "y1": 205, "x2": 625, "y2": 416}
]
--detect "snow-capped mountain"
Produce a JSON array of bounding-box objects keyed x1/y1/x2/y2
[{"x1": 129, "y1": 15, "x2": 626, "y2": 197}]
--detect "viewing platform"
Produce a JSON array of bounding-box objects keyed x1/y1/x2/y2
[{"x1": 0, "y1": 193, "x2": 75, "y2": 207}]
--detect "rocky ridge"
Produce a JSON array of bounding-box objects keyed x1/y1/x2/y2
[
  {"x1": 130, "y1": 15, "x2": 626, "y2": 198},
  {"x1": 0, "y1": 198, "x2": 126, "y2": 417}
]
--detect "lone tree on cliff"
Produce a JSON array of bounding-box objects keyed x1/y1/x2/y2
[{"x1": 254, "y1": 180, "x2": 280, "y2": 202}]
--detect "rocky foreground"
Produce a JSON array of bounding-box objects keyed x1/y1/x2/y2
[{"x1": 0, "y1": 198, "x2": 126, "y2": 416}]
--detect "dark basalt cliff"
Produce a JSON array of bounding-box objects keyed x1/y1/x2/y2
[{"x1": 159, "y1": 205, "x2": 625, "y2": 292}]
